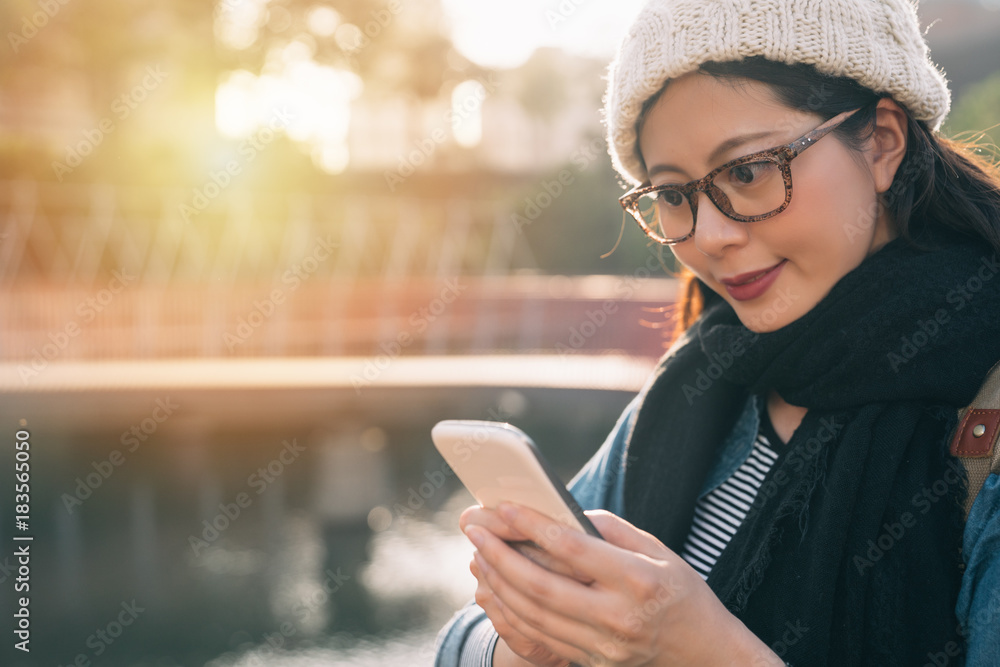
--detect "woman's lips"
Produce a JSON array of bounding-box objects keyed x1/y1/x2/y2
[{"x1": 720, "y1": 260, "x2": 787, "y2": 301}]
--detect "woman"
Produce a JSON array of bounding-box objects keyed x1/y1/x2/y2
[{"x1": 435, "y1": 0, "x2": 1000, "y2": 665}]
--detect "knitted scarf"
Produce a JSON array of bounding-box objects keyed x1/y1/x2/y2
[{"x1": 622, "y1": 228, "x2": 1000, "y2": 666}]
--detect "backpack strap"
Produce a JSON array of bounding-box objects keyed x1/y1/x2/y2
[{"x1": 950, "y1": 360, "x2": 1000, "y2": 521}]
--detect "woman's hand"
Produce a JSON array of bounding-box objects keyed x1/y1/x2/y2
[
  {"x1": 461, "y1": 502, "x2": 785, "y2": 667},
  {"x1": 461, "y1": 505, "x2": 575, "y2": 666}
]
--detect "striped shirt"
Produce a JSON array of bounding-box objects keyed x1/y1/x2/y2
[
  {"x1": 458, "y1": 619, "x2": 498, "y2": 667},
  {"x1": 679, "y1": 402, "x2": 784, "y2": 579}
]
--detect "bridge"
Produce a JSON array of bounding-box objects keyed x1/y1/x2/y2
[
  {"x1": 0, "y1": 179, "x2": 677, "y2": 662},
  {"x1": 0, "y1": 178, "x2": 675, "y2": 407}
]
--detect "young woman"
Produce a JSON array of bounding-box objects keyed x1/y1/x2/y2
[{"x1": 435, "y1": 0, "x2": 1000, "y2": 665}]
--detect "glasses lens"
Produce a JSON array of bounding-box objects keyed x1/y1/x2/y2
[
  {"x1": 712, "y1": 159, "x2": 786, "y2": 217},
  {"x1": 633, "y1": 188, "x2": 692, "y2": 242},
  {"x1": 629, "y1": 158, "x2": 789, "y2": 244}
]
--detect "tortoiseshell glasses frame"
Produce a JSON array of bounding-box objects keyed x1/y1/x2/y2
[{"x1": 619, "y1": 107, "x2": 861, "y2": 245}]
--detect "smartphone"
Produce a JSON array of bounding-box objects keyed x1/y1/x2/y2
[{"x1": 431, "y1": 420, "x2": 603, "y2": 542}]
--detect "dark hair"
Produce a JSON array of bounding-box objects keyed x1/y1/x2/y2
[{"x1": 636, "y1": 57, "x2": 1000, "y2": 343}]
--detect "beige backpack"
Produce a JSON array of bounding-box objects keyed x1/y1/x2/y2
[{"x1": 950, "y1": 360, "x2": 1000, "y2": 520}]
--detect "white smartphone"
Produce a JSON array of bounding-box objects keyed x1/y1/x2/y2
[{"x1": 431, "y1": 419, "x2": 603, "y2": 541}]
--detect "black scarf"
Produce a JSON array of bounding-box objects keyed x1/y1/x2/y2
[{"x1": 622, "y1": 228, "x2": 1000, "y2": 665}]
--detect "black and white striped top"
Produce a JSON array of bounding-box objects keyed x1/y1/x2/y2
[{"x1": 679, "y1": 403, "x2": 784, "y2": 579}]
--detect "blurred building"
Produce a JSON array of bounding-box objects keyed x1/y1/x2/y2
[{"x1": 349, "y1": 48, "x2": 606, "y2": 175}]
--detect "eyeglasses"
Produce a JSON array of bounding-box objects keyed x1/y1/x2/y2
[{"x1": 619, "y1": 108, "x2": 861, "y2": 246}]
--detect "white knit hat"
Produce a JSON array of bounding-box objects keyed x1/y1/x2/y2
[{"x1": 605, "y1": 0, "x2": 951, "y2": 185}]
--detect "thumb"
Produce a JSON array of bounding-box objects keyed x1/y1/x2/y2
[{"x1": 585, "y1": 510, "x2": 671, "y2": 560}]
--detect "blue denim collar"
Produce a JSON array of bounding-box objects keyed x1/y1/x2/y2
[{"x1": 698, "y1": 393, "x2": 760, "y2": 497}]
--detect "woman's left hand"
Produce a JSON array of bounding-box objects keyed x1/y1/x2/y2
[{"x1": 464, "y1": 503, "x2": 784, "y2": 667}]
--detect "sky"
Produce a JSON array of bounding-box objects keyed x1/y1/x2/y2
[{"x1": 440, "y1": 0, "x2": 648, "y2": 69}]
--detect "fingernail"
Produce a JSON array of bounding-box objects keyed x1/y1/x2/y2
[{"x1": 466, "y1": 525, "x2": 485, "y2": 547}]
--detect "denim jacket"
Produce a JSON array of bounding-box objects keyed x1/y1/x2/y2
[{"x1": 433, "y1": 394, "x2": 1000, "y2": 666}]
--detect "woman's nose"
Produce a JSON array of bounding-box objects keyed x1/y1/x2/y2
[{"x1": 691, "y1": 191, "x2": 750, "y2": 257}]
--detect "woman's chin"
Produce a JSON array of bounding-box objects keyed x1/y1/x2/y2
[{"x1": 730, "y1": 298, "x2": 808, "y2": 333}]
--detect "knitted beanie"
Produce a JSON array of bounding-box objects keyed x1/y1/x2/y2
[{"x1": 605, "y1": 0, "x2": 951, "y2": 185}]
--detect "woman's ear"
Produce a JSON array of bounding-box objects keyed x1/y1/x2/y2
[{"x1": 869, "y1": 98, "x2": 909, "y2": 194}]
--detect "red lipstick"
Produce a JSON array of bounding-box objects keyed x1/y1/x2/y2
[{"x1": 720, "y1": 260, "x2": 787, "y2": 301}]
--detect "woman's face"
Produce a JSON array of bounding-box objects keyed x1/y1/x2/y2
[{"x1": 637, "y1": 72, "x2": 899, "y2": 332}]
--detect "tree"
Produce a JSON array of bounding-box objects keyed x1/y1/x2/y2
[
  {"x1": 944, "y1": 69, "x2": 1000, "y2": 155},
  {"x1": 0, "y1": 0, "x2": 474, "y2": 185}
]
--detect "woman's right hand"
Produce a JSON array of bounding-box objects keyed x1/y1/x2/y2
[{"x1": 460, "y1": 505, "x2": 575, "y2": 667}]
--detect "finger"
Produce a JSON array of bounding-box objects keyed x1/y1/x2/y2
[
  {"x1": 471, "y1": 528, "x2": 584, "y2": 582},
  {"x1": 467, "y1": 524, "x2": 599, "y2": 607},
  {"x1": 482, "y1": 555, "x2": 631, "y2": 667},
  {"x1": 510, "y1": 542, "x2": 593, "y2": 583},
  {"x1": 493, "y1": 636, "x2": 573, "y2": 667},
  {"x1": 472, "y1": 555, "x2": 512, "y2": 626},
  {"x1": 496, "y1": 607, "x2": 603, "y2": 667},
  {"x1": 468, "y1": 525, "x2": 610, "y2": 636},
  {"x1": 482, "y1": 557, "x2": 606, "y2": 667},
  {"x1": 585, "y1": 510, "x2": 673, "y2": 560},
  {"x1": 470, "y1": 552, "x2": 482, "y2": 580},
  {"x1": 475, "y1": 571, "x2": 527, "y2": 647},
  {"x1": 475, "y1": 536, "x2": 666, "y2": 667},
  {"x1": 461, "y1": 505, "x2": 575, "y2": 576},
  {"x1": 495, "y1": 502, "x2": 654, "y2": 585},
  {"x1": 473, "y1": 556, "x2": 582, "y2": 666},
  {"x1": 460, "y1": 505, "x2": 532, "y2": 542}
]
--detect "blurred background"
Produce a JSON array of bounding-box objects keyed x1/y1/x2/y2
[{"x1": 0, "y1": 0, "x2": 998, "y2": 665}]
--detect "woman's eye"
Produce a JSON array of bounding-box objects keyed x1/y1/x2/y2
[
  {"x1": 657, "y1": 189, "x2": 685, "y2": 207},
  {"x1": 726, "y1": 161, "x2": 775, "y2": 185}
]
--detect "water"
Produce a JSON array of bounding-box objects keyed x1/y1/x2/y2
[
  {"x1": 1, "y1": 385, "x2": 631, "y2": 666},
  {"x1": 202, "y1": 497, "x2": 479, "y2": 667}
]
